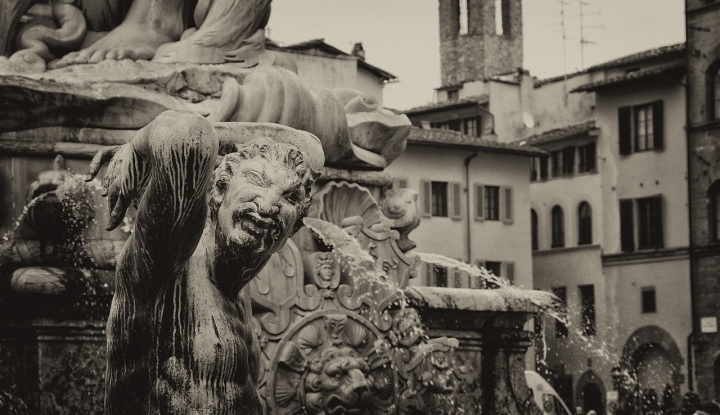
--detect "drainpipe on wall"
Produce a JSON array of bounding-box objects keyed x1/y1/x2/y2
[
  {"x1": 465, "y1": 152, "x2": 478, "y2": 263},
  {"x1": 684, "y1": 16, "x2": 696, "y2": 391}
]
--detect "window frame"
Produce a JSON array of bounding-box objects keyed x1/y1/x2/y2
[
  {"x1": 431, "y1": 181, "x2": 449, "y2": 217},
  {"x1": 485, "y1": 185, "x2": 500, "y2": 221},
  {"x1": 552, "y1": 286, "x2": 569, "y2": 338},
  {"x1": 578, "y1": 202, "x2": 592, "y2": 245},
  {"x1": 641, "y1": 286, "x2": 657, "y2": 314},
  {"x1": 634, "y1": 103, "x2": 655, "y2": 152},
  {"x1": 579, "y1": 284, "x2": 596, "y2": 336},
  {"x1": 577, "y1": 142, "x2": 597, "y2": 173}
]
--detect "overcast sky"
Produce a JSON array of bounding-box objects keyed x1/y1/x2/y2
[{"x1": 267, "y1": 0, "x2": 685, "y2": 111}]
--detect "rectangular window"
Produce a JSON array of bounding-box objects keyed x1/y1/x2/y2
[
  {"x1": 463, "y1": 117, "x2": 481, "y2": 137},
  {"x1": 637, "y1": 196, "x2": 664, "y2": 250},
  {"x1": 485, "y1": 186, "x2": 500, "y2": 220},
  {"x1": 539, "y1": 157, "x2": 549, "y2": 180},
  {"x1": 447, "y1": 89, "x2": 460, "y2": 101},
  {"x1": 579, "y1": 285, "x2": 596, "y2": 336},
  {"x1": 551, "y1": 150, "x2": 563, "y2": 177},
  {"x1": 642, "y1": 287, "x2": 657, "y2": 313},
  {"x1": 431, "y1": 182, "x2": 448, "y2": 217},
  {"x1": 485, "y1": 261, "x2": 502, "y2": 277},
  {"x1": 619, "y1": 101, "x2": 664, "y2": 155},
  {"x1": 435, "y1": 266, "x2": 448, "y2": 287},
  {"x1": 553, "y1": 287, "x2": 568, "y2": 338},
  {"x1": 635, "y1": 104, "x2": 654, "y2": 151},
  {"x1": 562, "y1": 147, "x2": 575, "y2": 175},
  {"x1": 578, "y1": 143, "x2": 596, "y2": 173}
]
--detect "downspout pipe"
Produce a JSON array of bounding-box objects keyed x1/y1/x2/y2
[{"x1": 465, "y1": 152, "x2": 478, "y2": 263}]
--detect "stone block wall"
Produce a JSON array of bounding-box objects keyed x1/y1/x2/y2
[
  {"x1": 438, "y1": 0, "x2": 523, "y2": 87},
  {"x1": 686, "y1": 0, "x2": 720, "y2": 399}
]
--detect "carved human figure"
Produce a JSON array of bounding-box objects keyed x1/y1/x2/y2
[
  {"x1": 0, "y1": 0, "x2": 270, "y2": 70},
  {"x1": 86, "y1": 111, "x2": 322, "y2": 414},
  {"x1": 322, "y1": 314, "x2": 347, "y2": 346}
]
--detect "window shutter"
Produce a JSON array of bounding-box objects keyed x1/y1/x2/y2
[
  {"x1": 653, "y1": 100, "x2": 664, "y2": 150},
  {"x1": 620, "y1": 199, "x2": 635, "y2": 252},
  {"x1": 540, "y1": 157, "x2": 549, "y2": 180},
  {"x1": 503, "y1": 262, "x2": 515, "y2": 283},
  {"x1": 501, "y1": 186, "x2": 513, "y2": 224},
  {"x1": 654, "y1": 196, "x2": 664, "y2": 249},
  {"x1": 425, "y1": 262, "x2": 434, "y2": 285},
  {"x1": 450, "y1": 182, "x2": 462, "y2": 220},
  {"x1": 474, "y1": 184, "x2": 485, "y2": 221},
  {"x1": 421, "y1": 180, "x2": 432, "y2": 217},
  {"x1": 619, "y1": 106, "x2": 632, "y2": 155},
  {"x1": 393, "y1": 178, "x2": 408, "y2": 189}
]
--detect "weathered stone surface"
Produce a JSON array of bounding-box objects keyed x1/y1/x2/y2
[{"x1": 85, "y1": 111, "x2": 323, "y2": 413}]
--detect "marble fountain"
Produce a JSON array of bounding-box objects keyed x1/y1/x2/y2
[{"x1": 0, "y1": 1, "x2": 561, "y2": 413}]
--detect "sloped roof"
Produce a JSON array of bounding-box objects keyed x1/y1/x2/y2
[
  {"x1": 533, "y1": 42, "x2": 685, "y2": 88},
  {"x1": 586, "y1": 42, "x2": 685, "y2": 71},
  {"x1": 266, "y1": 38, "x2": 397, "y2": 82},
  {"x1": 408, "y1": 127, "x2": 546, "y2": 157},
  {"x1": 518, "y1": 121, "x2": 598, "y2": 146},
  {"x1": 402, "y1": 95, "x2": 489, "y2": 115},
  {"x1": 571, "y1": 62, "x2": 686, "y2": 93}
]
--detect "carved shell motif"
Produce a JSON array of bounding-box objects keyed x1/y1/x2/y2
[
  {"x1": 344, "y1": 320, "x2": 369, "y2": 348},
  {"x1": 297, "y1": 324, "x2": 324, "y2": 354},
  {"x1": 308, "y1": 181, "x2": 383, "y2": 228}
]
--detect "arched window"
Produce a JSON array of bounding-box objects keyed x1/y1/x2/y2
[
  {"x1": 578, "y1": 202, "x2": 592, "y2": 245},
  {"x1": 709, "y1": 180, "x2": 720, "y2": 242},
  {"x1": 551, "y1": 206, "x2": 565, "y2": 248},
  {"x1": 531, "y1": 209, "x2": 539, "y2": 250}
]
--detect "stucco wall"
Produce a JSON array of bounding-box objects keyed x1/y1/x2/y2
[
  {"x1": 385, "y1": 145, "x2": 533, "y2": 289},
  {"x1": 594, "y1": 82, "x2": 688, "y2": 253}
]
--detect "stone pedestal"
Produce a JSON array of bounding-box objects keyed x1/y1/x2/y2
[{"x1": 0, "y1": 320, "x2": 107, "y2": 414}]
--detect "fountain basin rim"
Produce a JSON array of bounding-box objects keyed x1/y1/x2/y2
[{"x1": 404, "y1": 286, "x2": 557, "y2": 314}]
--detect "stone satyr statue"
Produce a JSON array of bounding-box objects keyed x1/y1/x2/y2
[{"x1": 85, "y1": 110, "x2": 323, "y2": 414}]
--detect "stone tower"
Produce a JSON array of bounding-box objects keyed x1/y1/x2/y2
[
  {"x1": 686, "y1": 0, "x2": 720, "y2": 399},
  {"x1": 438, "y1": 0, "x2": 523, "y2": 87}
]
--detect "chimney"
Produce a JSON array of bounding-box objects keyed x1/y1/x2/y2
[{"x1": 351, "y1": 42, "x2": 365, "y2": 60}]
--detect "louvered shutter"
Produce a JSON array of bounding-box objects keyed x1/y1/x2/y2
[
  {"x1": 474, "y1": 184, "x2": 485, "y2": 221},
  {"x1": 653, "y1": 101, "x2": 664, "y2": 150},
  {"x1": 450, "y1": 182, "x2": 462, "y2": 220},
  {"x1": 421, "y1": 180, "x2": 432, "y2": 217},
  {"x1": 502, "y1": 186, "x2": 513, "y2": 224},
  {"x1": 653, "y1": 195, "x2": 664, "y2": 248},
  {"x1": 503, "y1": 262, "x2": 515, "y2": 283},
  {"x1": 620, "y1": 199, "x2": 635, "y2": 252},
  {"x1": 425, "y1": 262, "x2": 434, "y2": 285},
  {"x1": 619, "y1": 106, "x2": 632, "y2": 155}
]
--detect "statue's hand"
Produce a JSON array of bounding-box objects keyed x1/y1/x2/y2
[{"x1": 86, "y1": 144, "x2": 150, "y2": 231}]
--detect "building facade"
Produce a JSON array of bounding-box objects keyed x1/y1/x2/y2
[
  {"x1": 528, "y1": 46, "x2": 691, "y2": 414},
  {"x1": 686, "y1": 0, "x2": 720, "y2": 400}
]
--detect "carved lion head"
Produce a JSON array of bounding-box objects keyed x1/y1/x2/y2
[{"x1": 304, "y1": 347, "x2": 376, "y2": 415}]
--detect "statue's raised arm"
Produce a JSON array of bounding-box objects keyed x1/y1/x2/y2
[{"x1": 87, "y1": 110, "x2": 324, "y2": 414}]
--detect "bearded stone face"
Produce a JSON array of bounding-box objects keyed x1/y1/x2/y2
[
  {"x1": 305, "y1": 348, "x2": 376, "y2": 415},
  {"x1": 215, "y1": 156, "x2": 308, "y2": 258}
]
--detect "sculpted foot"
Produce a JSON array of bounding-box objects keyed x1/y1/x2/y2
[{"x1": 48, "y1": 22, "x2": 173, "y2": 68}]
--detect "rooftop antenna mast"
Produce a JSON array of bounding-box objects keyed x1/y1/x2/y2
[
  {"x1": 579, "y1": 0, "x2": 600, "y2": 69},
  {"x1": 561, "y1": 0, "x2": 568, "y2": 79}
]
